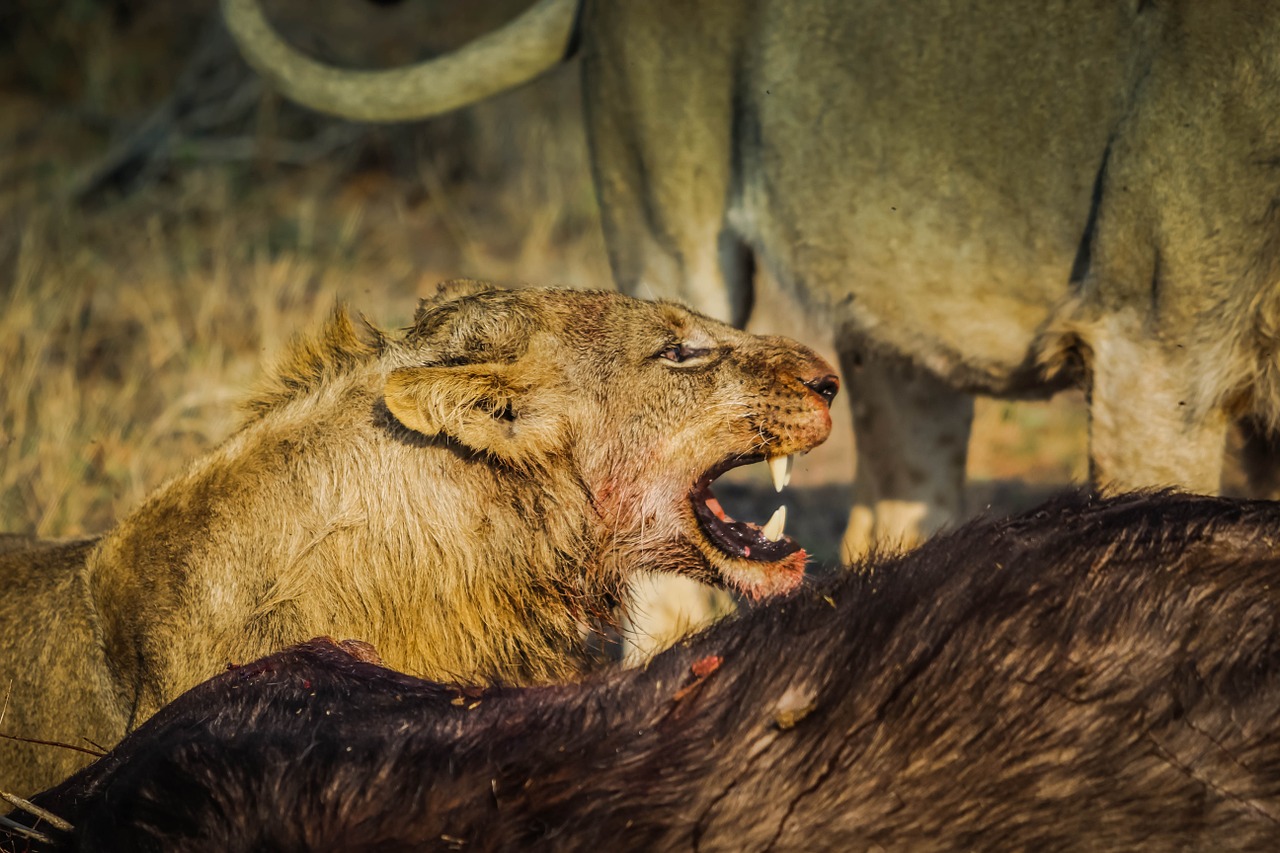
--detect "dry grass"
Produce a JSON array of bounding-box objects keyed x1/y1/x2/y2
[
  {"x1": 0, "y1": 158, "x2": 610, "y2": 536},
  {"x1": 0, "y1": 0, "x2": 609, "y2": 538},
  {"x1": 0, "y1": 3, "x2": 1086, "y2": 551}
]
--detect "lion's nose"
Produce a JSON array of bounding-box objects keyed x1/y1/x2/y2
[{"x1": 803, "y1": 373, "x2": 840, "y2": 407}]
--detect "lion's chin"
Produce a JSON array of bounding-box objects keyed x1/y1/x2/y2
[
  {"x1": 649, "y1": 538, "x2": 808, "y2": 602},
  {"x1": 714, "y1": 550, "x2": 808, "y2": 601}
]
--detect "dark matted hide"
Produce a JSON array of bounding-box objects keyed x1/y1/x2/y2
[{"x1": 7, "y1": 491, "x2": 1280, "y2": 852}]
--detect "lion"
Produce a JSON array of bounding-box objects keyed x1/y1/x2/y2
[
  {"x1": 0, "y1": 282, "x2": 837, "y2": 795},
  {"x1": 221, "y1": 0, "x2": 1280, "y2": 660},
  {"x1": 221, "y1": 0, "x2": 1280, "y2": 545}
]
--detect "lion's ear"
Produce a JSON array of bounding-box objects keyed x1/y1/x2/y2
[{"x1": 384, "y1": 362, "x2": 568, "y2": 467}]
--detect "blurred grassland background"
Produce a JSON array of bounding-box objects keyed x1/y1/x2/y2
[{"x1": 0, "y1": 0, "x2": 1090, "y2": 564}]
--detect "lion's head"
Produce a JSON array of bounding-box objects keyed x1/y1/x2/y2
[{"x1": 380, "y1": 281, "x2": 836, "y2": 598}]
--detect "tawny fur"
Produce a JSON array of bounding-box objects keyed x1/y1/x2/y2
[{"x1": 0, "y1": 283, "x2": 834, "y2": 795}]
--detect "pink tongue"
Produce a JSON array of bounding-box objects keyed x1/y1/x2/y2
[{"x1": 703, "y1": 495, "x2": 762, "y2": 531}]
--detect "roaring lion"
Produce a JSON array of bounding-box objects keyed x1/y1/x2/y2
[
  {"x1": 221, "y1": 0, "x2": 1280, "y2": 560},
  {"x1": 0, "y1": 282, "x2": 836, "y2": 795}
]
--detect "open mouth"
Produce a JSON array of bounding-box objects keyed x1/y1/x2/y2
[{"x1": 691, "y1": 454, "x2": 800, "y2": 562}]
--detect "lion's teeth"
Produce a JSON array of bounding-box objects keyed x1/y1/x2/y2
[
  {"x1": 768, "y1": 455, "x2": 794, "y2": 493},
  {"x1": 762, "y1": 505, "x2": 787, "y2": 542}
]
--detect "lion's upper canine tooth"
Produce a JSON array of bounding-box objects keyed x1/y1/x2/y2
[
  {"x1": 768, "y1": 455, "x2": 794, "y2": 493},
  {"x1": 762, "y1": 505, "x2": 787, "y2": 542}
]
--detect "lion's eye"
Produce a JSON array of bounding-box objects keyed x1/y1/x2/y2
[{"x1": 657, "y1": 343, "x2": 712, "y2": 363}]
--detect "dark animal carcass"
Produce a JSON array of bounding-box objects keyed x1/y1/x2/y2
[{"x1": 7, "y1": 491, "x2": 1280, "y2": 851}]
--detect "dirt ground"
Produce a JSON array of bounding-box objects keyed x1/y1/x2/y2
[{"x1": 0, "y1": 0, "x2": 1092, "y2": 571}]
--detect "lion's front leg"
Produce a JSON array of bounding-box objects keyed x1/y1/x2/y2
[{"x1": 838, "y1": 348, "x2": 973, "y2": 564}]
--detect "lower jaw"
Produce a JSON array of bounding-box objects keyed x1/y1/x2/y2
[{"x1": 715, "y1": 550, "x2": 808, "y2": 600}]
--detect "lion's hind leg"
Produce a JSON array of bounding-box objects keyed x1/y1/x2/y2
[{"x1": 839, "y1": 350, "x2": 973, "y2": 564}]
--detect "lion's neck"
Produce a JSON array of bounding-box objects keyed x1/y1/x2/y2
[{"x1": 89, "y1": 400, "x2": 608, "y2": 720}]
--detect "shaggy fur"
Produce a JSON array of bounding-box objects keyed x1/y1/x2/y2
[
  {"x1": 9, "y1": 491, "x2": 1280, "y2": 851},
  {"x1": 222, "y1": 0, "x2": 1280, "y2": 559},
  {"x1": 0, "y1": 283, "x2": 835, "y2": 795}
]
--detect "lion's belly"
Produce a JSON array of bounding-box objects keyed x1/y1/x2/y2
[
  {"x1": 737, "y1": 0, "x2": 1133, "y2": 394},
  {"x1": 741, "y1": 182, "x2": 1079, "y2": 394}
]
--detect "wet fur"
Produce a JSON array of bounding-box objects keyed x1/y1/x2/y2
[{"x1": 12, "y1": 491, "x2": 1280, "y2": 851}]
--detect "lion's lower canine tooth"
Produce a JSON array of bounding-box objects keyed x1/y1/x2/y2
[
  {"x1": 762, "y1": 505, "x2": 787, "y2": 541},
  {"x1": 768, "y1": 455, "x2": 793, "y2": 493}
]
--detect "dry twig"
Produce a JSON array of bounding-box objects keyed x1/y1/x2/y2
[{"x1": 0, "y1": 791, "x2": 72, "y2": 833}]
